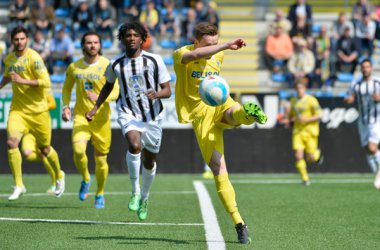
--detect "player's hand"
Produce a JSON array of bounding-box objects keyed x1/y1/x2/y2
[
  {"x1": 297, "y1": 115, "x2": 308, "y2": 124},
  {"x1": 62, "y1": 106, "x2": 72, "y2": 122},
  {"x1": 9, "y1": 72, "x2": 24, "y2": 84},
  {"x1": 87, "y1": 91, "x2": 98, "y2": 102},
  {"x1": 373, "y1": 92, "x2": 380, "y2": 102},
  {"x1": 344, "y1": 95, "x2": 355, "y2": 104},
  {"x1": 145, "y1": 88, "x2": 157, "y2": 100},
  {"x1": 227, "y1": 38, "x2": 246, "y2": 50},
  {"x1": 86, "y1": 106, "x2": 98, "y2": 122}
]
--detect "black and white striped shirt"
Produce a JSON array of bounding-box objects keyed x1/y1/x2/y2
[
  {"x1": 105, "y1": 50, "x2": 171, "y2": 122},
  {"x1": 349, "y1": 76, "x2": 380, "y2": 125}
]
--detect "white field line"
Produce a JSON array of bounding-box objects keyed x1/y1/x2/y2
[
  {"x1": 193, "y1": 181, "x2": 225, "y2": 250},
  {"x1": 0, "y1": 190, "x2": 195, "y2": 198},
  {"x1": 0, "y1": 217, "x2": 203, "y2": 226},
  {"x1": 203, "y1": 179, "x2": 373, "y2": 184}
]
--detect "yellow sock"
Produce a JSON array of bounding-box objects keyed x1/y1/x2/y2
[
  {"x1": 214, "y1": 173, "x2": 243, "y2": 225},
  {"x1": 296, "y1": 159, "x2": 309, "y2": 181},
  {"x1": 232, "y1": 105, "x2": 254, "y2": 125},
  {"x1": 73, "y1": 142, "x2": 90, "y2": 182},
  {"x1": 8, "y1": 148, "x2": 24, "y2": 187},
  {"x1": 42, "y1": 156, "x2": 56, "y2": 186},
  {"x1": 24, "y1": 152, "x2": 41, "y2": 162},
  {"x1": 95, "y1": 155, "x2": 109, "y2": 195},
  {"x1": 46, "y1": 147, "x2": 63, "y2": 179},
  {"x1": 313, "y1": 149, "x2": 321, "y2": 163}
]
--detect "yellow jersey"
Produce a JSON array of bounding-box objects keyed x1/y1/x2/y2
[
  {"x1": 289, "y1": 94, "x2": 322, "y2": 136},
  {"x1": 173, "y1": 45, "x2": 224, "y2": 123},
  {"x1": 4, "y1": 48, "x2": 50, "y2": 113},
  {"x1": 62, "y1": 56, "x2": 119, "y2": 121}
]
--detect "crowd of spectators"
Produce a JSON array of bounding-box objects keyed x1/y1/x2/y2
[
  {"x1": 0, "y1": 0, "x2": 220, "y2": 75},
  {"x1": 265, "y1": 0, "x2": 380, "y2": 89}
]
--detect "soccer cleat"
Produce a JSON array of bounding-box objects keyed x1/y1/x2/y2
[
  {"x1": 235, "y1": 223, "x2": 252, "y2": 244},
  {"x1": 138, "y1": 199, "x2": 149, "y2": 221},
  {"x1": 302, "y1": 180, "x2": 311, "y2": 186},
  {"x1": 316, "y1": 154, "x2": 324, "y2": 166},
  {"x1": 94, "y1": 195, "x2": 105, "y2": 209},
  {"x1": 374, "y1": 170, "x2": 380, "y2": 190},
  {"x1": 79, "y1": 178, "x2": 91, "y2": 201},
  {"x1": 46, "y1": 185, "x2": 56, "y2": 195},
  {"x1": 8, "y1": 186, "x2": 26, "y2": 201},
  {"x1": 128, "y1": 193, "x2": 141, "y2": 212},
  {"x1": 55, "y1": 171, "x2": 65, "y2": 198},
  {"x1": 243, "y1": 102, "x2": 268, "y2": 124},
  {"x1": 202, "y1": 169, "x2": 214, "y2": 179}
]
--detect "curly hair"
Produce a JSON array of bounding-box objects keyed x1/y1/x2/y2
[
  {"x1": 11, "y1": 26, "x2": 29, "y2": 40},
  {"x1": 117, "y1": 22, "x2": 147, "y2": 43}
]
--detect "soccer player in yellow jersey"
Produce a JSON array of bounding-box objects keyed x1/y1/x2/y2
[
  {"x1": 288, "y1": 79, "x2": 323, "y2": 186},
  {"x1": 21, "y1": 89, "x2": 57, "y2": 194},
  {"x1": 0, "y1": 26, "x2": 65, "y2": 200},
  {"x1": 173, "y1": 22, "x2": 268, "y2": 244},
  {"x1": 62, "y1": 32, "x2": 119, "y2": 209}
]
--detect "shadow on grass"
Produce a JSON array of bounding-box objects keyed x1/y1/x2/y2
[
  {"x1": 0, "y1": 203, "x2": 82, "y2": 209},
  {"x1": 75, "y1": 235, "x2": 197, "y2": 245}
]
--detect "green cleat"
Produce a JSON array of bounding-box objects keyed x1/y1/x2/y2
[
  {"x1": 128, "y1": 193, "x2": 141, "y2": 212},
  {"x1": 137, "y1": 199, "x2": 149, "y2": 221},
  {"x1": 243, "y1": 102, "x2": 268, "y2": 124}
]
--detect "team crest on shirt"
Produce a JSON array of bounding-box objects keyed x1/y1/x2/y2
[{"x1": 97, "y1": 66, "x2": 102, "y2": 72}]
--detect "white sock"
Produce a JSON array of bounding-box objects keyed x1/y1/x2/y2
[
  {"x1": 126, "y1": 151, "x2": 141, "y2": 194},
  {"x1": 374, "y1": 151, "x2": 380, "y2": 172},
  {"x1": 141, "y1": 163, "x2": 156, "y2": 201},
  {"x1": 366, "y1": 154, "x2": 378, "y2": 173}
]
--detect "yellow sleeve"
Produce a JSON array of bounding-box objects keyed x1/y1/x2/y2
[
  {"x1": 310, "y1": 96, "x2": 322, "y2": 116},
  {"x1": 173, "y1": 46, "x2": 192, "y2": 65},
  {"x1": 31, "y1": 54, "x2": 50, "y2": 88},
  {"x1": 62, "y1": 63, "x2": 75, "y2": 106},
  {"x1": 46, "y1": 92, "x2": 57, "y2": 110},
  {"x1": 289, "y1": 98, "x2": 296, "y2": 118},
  {"x1": 105, "y1": 79, "x2": 119, "y2": 103}
]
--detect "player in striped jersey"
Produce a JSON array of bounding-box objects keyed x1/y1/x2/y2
[
  {"x1": 288, "y1": 78, "x2": 323, "y2": 186},
  {"x1": 173, "y1": 22, "x2": 267, "y2": 244},
  {"x1": 86, "y1": 22, "x2": 171, "y2": 219},
  {"x1": 62, "y1": 32, "x2": 119, "y2": 208},
  {"x1": 0, "y1": 26, "x2": 65, "y2": 200},
  {"x1": 345, "y1": 59, "x2": 380, "y2": 189}
]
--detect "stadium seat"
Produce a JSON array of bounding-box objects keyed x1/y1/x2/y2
[
  {"x1": 51, "y1": 74, "x2": 66, "y2": 84},
  {"x1": 54, "y1": 60, "x2": 67, "y2": 67},
  {"x1": 55, "y1": 8, "x2": 70, "y2": 18},
  {"x1": 358, "y1": 55, "x2": 373, "y2": 64},
  {"x1": 160, "y1": 39, "x2": 177, "y2": 49},
  {"x1": 102, "y1": 40, "x2": 113, "y2": 49},
  {"x1": 315, "y1": 91, "x2": 333, "y2": 97},
  {"x1": 273, "y1": 60, "x2": 285, "y2": 67},
  {"x1": 163, "y1": 55, "x2": 174, "y2": 65},
  {"x1": 75, "y1": 40, "x2": 81, "y2": 49},
  {"x1": 278, "y1": 90, "x2": 290, "y2": 99},
  {"x1": 271, "y1": 73, "x2": 287, "y2": 83},
  {"x1": 312, "y1": 24, "x2": 321, "y2": 33},
  {"x1": 336, "y1": 72, "x2": 353, "y2": 82},
  {"x1": 170, "y1": 73, "x2": 176, "y2": 82}
]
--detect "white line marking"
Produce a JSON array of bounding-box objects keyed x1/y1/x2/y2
[
  {"x1": 0, "y1": 190, "x2": 195, "y2": 198},
  {"x1": 0, "y1": 217, "x2": 203, "y2": 226},
  {"x1": 203, "y1": 179, "x2": 373, "y2": 184},
  {"x1": 193, "y1": 181, "x2": 225, "y2": 250}
]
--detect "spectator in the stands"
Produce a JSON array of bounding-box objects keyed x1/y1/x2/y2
[
  {"x1": 313, "y1": 25, "x2": 330, "y2": 88},
  {"x1": 30, "y1": 0, "x2": 55, "y2": 36},
  {"x1": 352, "y1": 0, "x2": 372, "y2": 27},
  {"x1": 94, "y1": 0, "x2": 115, "y2": 41},
  {"x1": 355, "y1": 13, "x2": 376, "y2": 58},
  {"x1": 290, "y1": 14, "x2": 313, "y2": 48},
  {"x1": 287, "y1": 0, "x2": 312, "y2": 26},
  {"x1": 160, "y1": 2, "x2": 181, "y2": 41},
  {"x1": 8, "y1": 0, "x2": 30, "y2": 31},
  {"x1": 180, "y1": 7, "x2": 197, "y2": 45},
  {"x1": 72, "y1": 0, "x2": 95, "y2": 40},
  {"x1": 269, "y1": 9, "x2": 292, "y2": 34},
  {"x1": 119, "y1": 1, "x2": 139, "y2": 24},
  {"x1": 54, "y1": 0, "x2": 72, "y2": 9},
  {"x1": 332, "y1": 13, "x2": 354, "y2": 41},
  {"x1": 194, "y1": 0, "x2": 208, "y2": 23},
  {"x1": 265, "y1": 24, "x2": 293, "y2": 73},
  {"x1": 207, "y1": 1, "x2": 219, "y2": 30},
  {"x1": 48, "y1": 25, "x2": 75, "y2": 73},
  {"x1": 336, "y1": 26, "x2": 359, "y2": 74},
  {"x1": 139, "y1": 0, "x2": 160, "y2": 36},
  {"x1": 287, "y1": 38, "x2": 315, "y2": 88},
  {"x1": 30, "y1": 30, "x2": 50, "y2": 62}
]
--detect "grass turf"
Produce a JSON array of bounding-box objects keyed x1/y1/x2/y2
[{"x1": 0, "y1": 173, "x2": 379, "y2": 249}]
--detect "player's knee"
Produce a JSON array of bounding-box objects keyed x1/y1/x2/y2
[
  {"x1": 7, "y1": 138, "x2": 19, "y2": 149},
  {"x1": 73, "y1": 142, "x2": 87, "y2": 156},
  {"x1": 142, "y1": 159, "x2": 155, "y2": 170},
  {"x1": 128, "y1": 143, "x2": 142, "y2": 154},
  {"x1": 40, "y1": 146, "x2": 51, "y2": 156}
]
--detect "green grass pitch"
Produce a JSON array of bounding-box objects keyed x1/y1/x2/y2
[{"x1": 0, "y1": 173, "x2": 379, "y2": 249}]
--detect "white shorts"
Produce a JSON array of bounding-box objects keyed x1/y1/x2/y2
[
  {"x1": 117, "y1": 111, "x2": 163, "y2": 154},
  {"x1": 358, "y1": 122, "x2": 380, "y2": 147}
]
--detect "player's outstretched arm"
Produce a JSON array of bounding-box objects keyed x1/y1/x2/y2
[
  {"x1": 344, "y1": 94, "x2": 355, "y2": 104},
  {"x1": 86, "y1": 81, "x2": 115, "y2": 121},
  {"x1": 181, "y1": 38, "x2": 246, "y2": 64}
]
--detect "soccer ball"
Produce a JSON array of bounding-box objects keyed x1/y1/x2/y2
[{"x1": 199, "y1": 75, "x2": 230, "y2": 106}]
